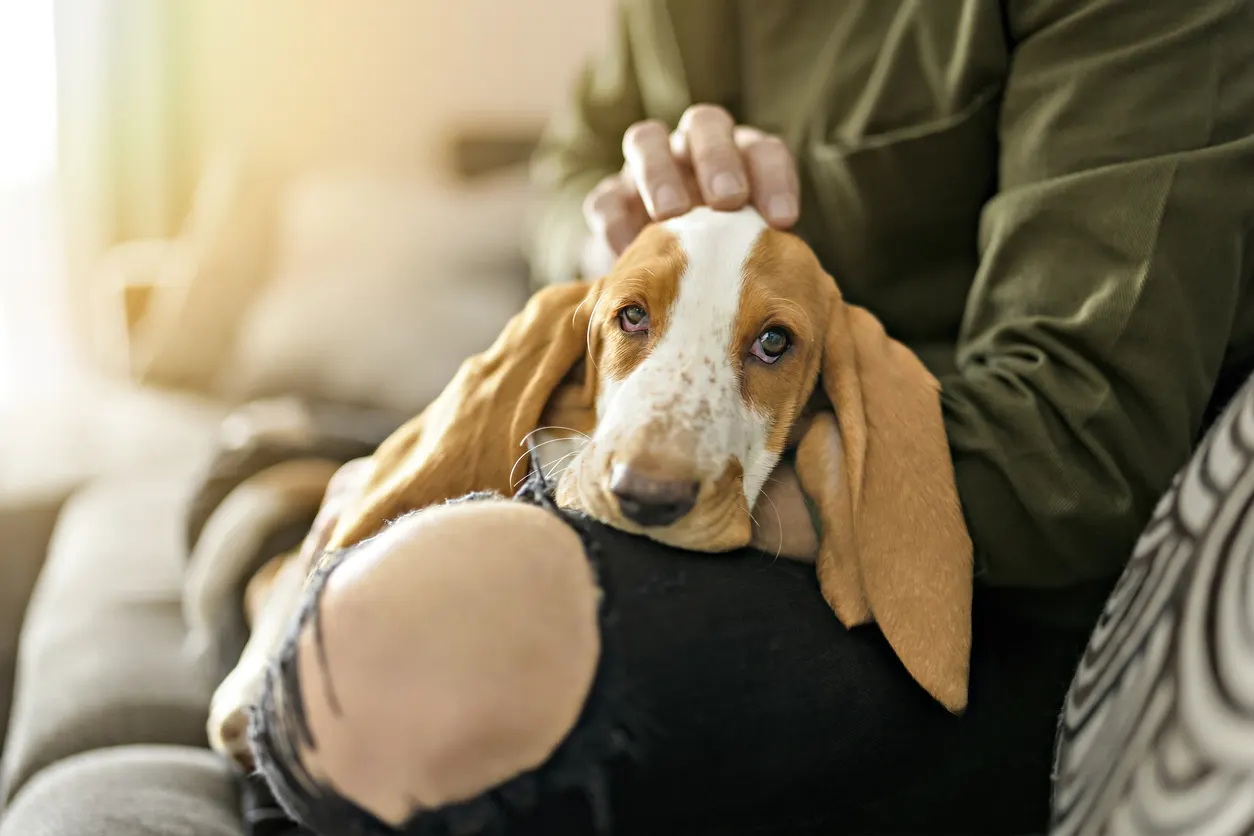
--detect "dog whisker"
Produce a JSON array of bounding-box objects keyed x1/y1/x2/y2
[
  {"x1": 543, "y1": 458, "x2": 577, "y2": 481},
  {"x1": 521, "y1": 426, "x2": 592, "y2": 445},
  {"x1": 756, "y1": 489, "x2": 785, "y2": 563},
  {"x1": 508, "y1": 454, "x2": 531, "y2": 490},
  {"x1": 509, "y1": 440, "x2": 574, "y2": 489},
  {"x1": 511, "y1": 440, "x2": 570, "y2": 487},
  {"x1": 523, "y1": 436, "x2": 589, "y2": 452},
  {"x1": 510, "y1": 436, "x2": 591, "y2": 488},
  {"x1": 542, "y1": 450, "x2": 581, "y2": 481},
  {"x1": 747, "y1": 507, "x2": 767, "y2": 557},
  {"x1": 584, "y1": 291, "x2": 607, "y2": 373},
  {"x1": 572, "y1": 287, "x2": 603, "y2": 328}
]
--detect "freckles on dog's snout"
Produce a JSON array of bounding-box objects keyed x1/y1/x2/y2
[{"x1": 608, "y1": 461, "x2": 701, "y2": 527}]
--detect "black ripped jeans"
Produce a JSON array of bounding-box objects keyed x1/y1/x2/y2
[{"x1": 240, "y1": 475, "x2": 1090, "y2": 836}]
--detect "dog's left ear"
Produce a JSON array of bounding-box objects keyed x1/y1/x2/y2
[
  {"x1": 325, "y1": 280, "x2": 601, "y2": 551},
  {"x1": 795, "y1": 291, "x2": 973, "y2": 714}
]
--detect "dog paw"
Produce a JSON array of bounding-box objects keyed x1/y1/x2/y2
[
  {"x1": 208, "y1": 700, "x2": 256, "y2": 771},
  {"x1": 208, "y1": 665, "x2": 264, "y2": 771}
]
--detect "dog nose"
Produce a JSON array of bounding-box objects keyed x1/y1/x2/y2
[{"x1": 609, "y1": 463, "x2": 700, "y2": 527}]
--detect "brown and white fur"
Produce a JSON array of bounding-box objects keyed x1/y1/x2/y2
[
  {"x1": 208, "y1": 206, "x2": 974, "y2": 769},
  {"x1": 544, "y1": 207, "x2": 827, "y2": 552}
]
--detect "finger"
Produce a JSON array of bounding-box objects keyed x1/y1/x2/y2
[
  {"x1": 583, "y1": 174, "x2": 648, "y2": 256},
  {"x1": 622, "y1": 119, "x2": 691, "y2": 220},
  {"x1": 675, "y1": 104, "x2": 748, "y2": 210},
  {"x1": 735, "y1": 127, "x2": 800, "y2": 228}
]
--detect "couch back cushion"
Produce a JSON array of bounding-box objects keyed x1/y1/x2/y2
[{"x1": 212, "y1": 167, "x2": 535, "y2": 416}]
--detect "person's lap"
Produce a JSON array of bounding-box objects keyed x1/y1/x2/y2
[
  {"x1": 244, "y1": 483, "x2": 1088, "y2": 836},
  {"x1": 568, "y1": 519, "x2": 1087, "y2": 835}
]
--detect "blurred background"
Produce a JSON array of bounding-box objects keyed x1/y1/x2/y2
[
  {"x1": 0, "y1": 0, "x2": 611, "y2": 755},
  {"x1": 0, "y1": 0, "x2": 612, "y2": 495}
]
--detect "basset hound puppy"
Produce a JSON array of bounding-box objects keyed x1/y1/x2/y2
[{"x1": 208, "y1": 205, "x2": 973, "y2": 768}]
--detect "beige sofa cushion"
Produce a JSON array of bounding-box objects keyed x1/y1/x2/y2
[
  {"x1": 0, "y1": 377, "x2": 226, "y2": 763},
  {"x1": 0, "y1": 465, "x2": 219, "y2": 806},
  {"x1": 215, "y1": 169, "x2": 534, "y2": 415},
  {"x1": 0, "y1": 745, "x2": 242, "y2": 836},
  {"x1": 0, "y1": 377, "x2": 227, "y2": 503}
]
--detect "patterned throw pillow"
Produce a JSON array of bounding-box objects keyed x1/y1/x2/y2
[{"x1": 1050, "y1": 380, "x2": 1254, "y2": 835}]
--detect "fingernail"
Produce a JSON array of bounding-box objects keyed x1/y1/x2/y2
[
  {"x1": 767, "y1": 194, "x2": 797, "y2": 224},
  {"x1": 654, "y1": 184, "x2": 684, "y2": 216},
  {"x1": 710, "y1": 172, "x2": 743, "y2": 200}
]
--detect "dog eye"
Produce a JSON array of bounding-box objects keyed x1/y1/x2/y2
[
  {"x1": 619, "y1": 305, "x2": 650, "y2": 333},
  {"x1": 751, "y1": 327, "x2": 791, "y2": 364}
]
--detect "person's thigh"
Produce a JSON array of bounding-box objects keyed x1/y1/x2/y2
[
  {"x1": 581, "y1": 519, "x2": 1086, "y2": 835},
  {"x1": 249, "y1": 495, "x2": 1086, "y2": 836}
]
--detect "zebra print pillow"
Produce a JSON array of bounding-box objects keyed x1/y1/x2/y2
[{"x1": 1050, "y1": 381, "x2": 1254, "y2": 835}]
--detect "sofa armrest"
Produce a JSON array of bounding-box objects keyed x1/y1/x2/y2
[
  {"x1": 0, "y1": 464, "x2": 217, "y2": 807},
  {"x1": 0, "y1": 491, "x2": 69, "y2": 756}
]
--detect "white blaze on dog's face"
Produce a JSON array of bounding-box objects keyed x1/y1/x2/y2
[{"x1": 555, "y1": 206, "x2": 830, "y2": 551}]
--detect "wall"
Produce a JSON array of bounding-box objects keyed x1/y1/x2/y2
[{"x1": 187, "y1": 0, "x2": 615, "y2": 179}]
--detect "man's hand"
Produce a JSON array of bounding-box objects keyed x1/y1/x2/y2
[{"x1": 583, "y1": 104, "x2": 800, "y2": 259}]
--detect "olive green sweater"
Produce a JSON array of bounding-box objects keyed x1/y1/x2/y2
[{"x1": 529, "y1": 0, "x2": 1254, "y2": 628}]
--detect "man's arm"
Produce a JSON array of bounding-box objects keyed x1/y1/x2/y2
[
  {"x1": 528, "y1": 5, "x2": 645, "y2": 288},
  {"x1": 943, "y1": 0, "x2": 1254, "y2": 587}
]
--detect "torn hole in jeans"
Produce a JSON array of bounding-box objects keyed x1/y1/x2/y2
[{"x1": 246, "y1": 475, "x2": 644, "y2": 836}]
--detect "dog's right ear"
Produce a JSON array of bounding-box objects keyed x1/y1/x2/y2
[{"x1": 325, "y1": 279, "x2": 603, "y2": 551}]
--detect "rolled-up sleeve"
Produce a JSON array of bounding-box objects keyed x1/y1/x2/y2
[
  {"x1": 943, "y1": 0, "x2": 1254, "y2": 587},
  {"x1": 528, "y1": 5, "x2": 645, "y2": 289}
]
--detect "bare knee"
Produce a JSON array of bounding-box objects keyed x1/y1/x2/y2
[{"x1": 274, "y1": 500, "x2": 601, "y2": 826}]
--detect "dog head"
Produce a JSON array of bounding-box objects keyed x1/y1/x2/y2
[{"x1": 551, "y1": 207, "x2": 830, "y2": 551}]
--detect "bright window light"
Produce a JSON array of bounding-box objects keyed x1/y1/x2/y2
[
  {"x1": 0, "y1": 3, "x2": 61, "y2": 403},
  {"x1": 0, "y1": 3, "x2": 58, "y2": 188}
]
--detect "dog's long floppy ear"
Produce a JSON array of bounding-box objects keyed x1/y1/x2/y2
[
  {"x1": 324, "y1": 279, "x2": 600, "y2": 551},
  {"x1": 795, "y1": 292, "x2": 973, "y2": 714}
]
